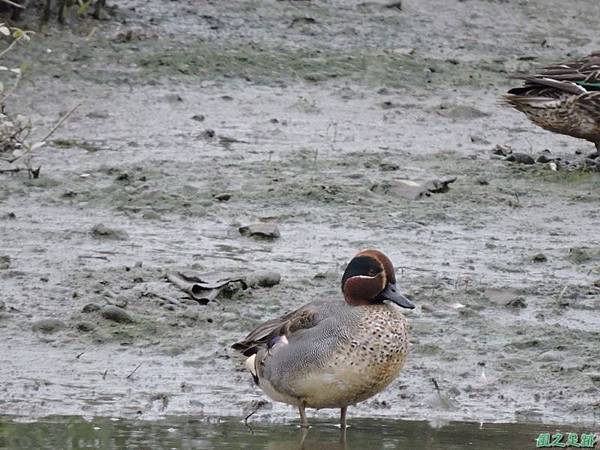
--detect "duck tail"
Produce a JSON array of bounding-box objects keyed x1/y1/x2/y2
[
  {"x1": 244, "y1": 354, "x2": 259, "y2": 385},
  {"x1": 502, "y1": 93, "x2": 562, "y2": 109}
]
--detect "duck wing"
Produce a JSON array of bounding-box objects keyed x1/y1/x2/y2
[
  {"x1": 534, "y1": 52, "x2": 600, "y2": 85},
  {"x1": 508, "y1": 52, "x2": 600, "y2": 96},
  {"x1": 232, "y1": 303, "x2": 322, "y2": 357}
]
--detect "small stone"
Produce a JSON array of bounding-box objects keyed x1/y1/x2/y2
[
  {"x1": 32, "y1": 318, "x2": 66, "y2": 334},
  {"x1": 100, "y1": 305, "x2": 133, "y2": 323},
  {"x1": 506, "y1": 297, "x2": 527, "y2": 308},
  {"x1": 589, "y1": 373, "x2": 600, "y2": 383},
  {"x1": 475, "y1": 177, "x2": 489, "y2": 185},
  {"x1": 536, "y1": 154, "x2": 554, "y2": 163},
  {"x1": 492, "y1": 144, "x2": 512, "y2": 156},
  {"x1": 115, "y1": 172, "x2": 130, "y2": 182},
  {"x1": 530, "y1": 253, "x2": 547, "y2": 263},
  {"x1": 470, "y1": 135, "x2": 490, "y2": 145},
  {"x1": 90, "y1": 223, "x2": 129, "y2": 240},
  {"x1": 239, "y1": 223, "x2": 280, "y2": 239},
  {"x1": 379, "y1": 162, "x2": 400, "y2": 171},
  {"x1": 76, "y1": 322, "x2": 96, "y2": 332},
  {"x1": 82, "y1": 303, "x2": 101, "y2": 313},
  {"x1": 593, "y1": 279, "x2": 600, "y2": 288},
  {"x1": 142, "y1": 211, "x2": 161, "y2": 220},
  {"x1": 568, "y1": 247, "x2": 592, "y2": 265},
  {"x1": 420, "y1": 303, "x2": 434, "y2": 313},
  {"x1": 505, "y1": 153, "x2": 535, "y2": 164},
  {"x1": 0, "y1": 255, "x2": 10, "y2": 270},
  {"x1": 245, "y1": 271, "x2": 282, "y2": 288},
  {"x1": 191, "y1": 114, "x2": 205, "y2": 122},
  {"x1": 200, "y1": 129, "x2": 215, "y2": 139},
  {"x1": 587, "y1": 151, "x2": 600, "y2": 160},
  {"x1": 112, "y1": 296, "x2": 128, "y2": 309},
  {"x1": 0, "y1": 212, "x2": 16, "y2": 220},
  {"x1": 213, "y1": 193, "x2": 232, "y2": 202},
  {"x1": 384, "y1": 1, "x2": 402, "y2": 10},
  {"x1": 424, "y1": 176, "x2": 457, "y2": 193}
]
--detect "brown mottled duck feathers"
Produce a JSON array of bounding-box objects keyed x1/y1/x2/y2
[{"x1": 504, "y1": 51, "x2": 600, "y2": 150}]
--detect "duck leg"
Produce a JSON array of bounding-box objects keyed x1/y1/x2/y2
[
  {"x1": 298, "y1": 405, "x2": 309, "y2": 428},
  {"x1": 340, "y1": 406, "x2": 347, "y2": 429}
]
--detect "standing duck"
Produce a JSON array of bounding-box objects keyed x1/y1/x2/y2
[
  {"x1": 503, "y1": 51, "x2": 600, "y2": 152},
  {"x1": 232, "y1": 249, "x2": 415, "y2": 429}
]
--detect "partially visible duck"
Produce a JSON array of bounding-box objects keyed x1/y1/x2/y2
[
  {"x1": 504, "y1": 52, "x2": 600, "y2": 152},
  {"x1": 232, "y1": 249, "x2": 415, "y2": 429}
]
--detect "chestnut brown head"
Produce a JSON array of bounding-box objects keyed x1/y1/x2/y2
[{"x1": 341, "y1": 249, "x2": 414, "y2": 309}]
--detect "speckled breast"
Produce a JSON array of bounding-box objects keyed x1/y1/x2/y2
[{"x1": 300, "y1": 304, "x2": 409, "y2": 409}]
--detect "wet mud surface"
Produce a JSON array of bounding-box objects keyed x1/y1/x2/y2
[{"x1": 1, "y1": 0, "x2": 600, "y2": 429}]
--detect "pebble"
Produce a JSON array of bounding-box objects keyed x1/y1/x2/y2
[
  {"x1": 245, "y1": 271, "x2": 281, "y2": 288},
  {"x1": 505, "y1": 153, "x2": 535, "y2": 164},
  {"x1": 100, "y1": 305, "x2": 133, "y2": 323},
  {"x1": 424, "y1": 176, "x2": 457, "y2": 193},
  {"x1": 569, "y1": 247, "x2": 592, "y2": 264},
  {"x1": 213, "y1": 193, "x2": 232, "y2": 202},
  {"x1": 379, "y1": 162, "x2": 400, "y2": 171},
  {"x1": 0, "y1": 255, "x2": 10, "y2": 270},
  {"x1": 142, "y1": 211, "x2": 161, "y2": 220},
  {"x1": 32, "y1": 318, "x2": 66, "y2": 334},
  {"x1": 505, "y1": 297, "x2": 527, "y2": 308},
  {"x1": 239, "y1": 223, "x2": 280, "y2": 239},
  {"x1": 76, "y1": 321, "x2": 96, "y2": 332},
  {"x1": 82, "y1": 303, "x2": 101, "y2": 313},
  {"x1": 201, "y1": 129, "x2": 215, "y2": 139},
  {"x1": 491, "y1": 144, "x2": 512, "y2": 156},
  {"x1": 90, "y1": 223, "x2": 129, "y2": 240},
  {"x1": 530, "y1": 253, "x2": 547, "y2": 263}
]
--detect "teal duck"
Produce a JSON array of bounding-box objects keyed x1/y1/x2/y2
[
  {"x1": 504, "y1": 51, "x2": 600, "y2": 152},
  {"x1": 232, "y1": 249, "x2": 415, "y2": 429}
]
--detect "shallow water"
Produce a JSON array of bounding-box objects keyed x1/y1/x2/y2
[
  {"x1": 0, "y1": 416, "x2": 595, "y2": 450},
  {"x1": 1, "y1": 0, "x2": 600, "y2": 433}
]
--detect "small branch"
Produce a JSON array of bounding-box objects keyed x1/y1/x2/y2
[
  {"x1": 144, "y1": 291, "x2": 184, "y2": 307},
  {"x1": 126, "y1": 362, "x2": 143, "y2": 379},
  {"x1": 0, "y1": 167, "x2": 26, "y2": 174},
  {"x1": 6, "y1": 104, "x2": 81, "y2": 164},
  {"x1": 243, "y1": 400, "x2": 268, "y2": 434},
  {"x1": 431, "y1": 377, "x2": 441, "y2": 393},
  {"x1": 0, "y1": 36, "x2": 19, "y2": 60},
  {"x1": 40, "y1": 103, "x2": 81, "y2": 143},
  {"x1": 77, "y1": 255, "x2": 110, "y2": 261},
  {"x1": 0, "y1": 166, "x2": 39, "y2": 178},
  {"x1": 0, "y1": 69, "x2": 22, "y2": 104},
  {"x1": 0, "y1": 0, "x2": 24, "y2": 9},
  {"x1": 102, "y1": 369, "x2": 108, "y2": 380}
]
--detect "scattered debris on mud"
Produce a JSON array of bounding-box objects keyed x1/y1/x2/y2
[{"x1": 1, "y1": 0, "x2": 599, "y2": 429}]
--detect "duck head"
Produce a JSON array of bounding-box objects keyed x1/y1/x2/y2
[{"x1": 341, "y1": 249, "x2": 415, "y2": 309}]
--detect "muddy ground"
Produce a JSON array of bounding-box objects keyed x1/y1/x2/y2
[{"x1": 1, "y1": 0, "x2": 599, "y2": 428}]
